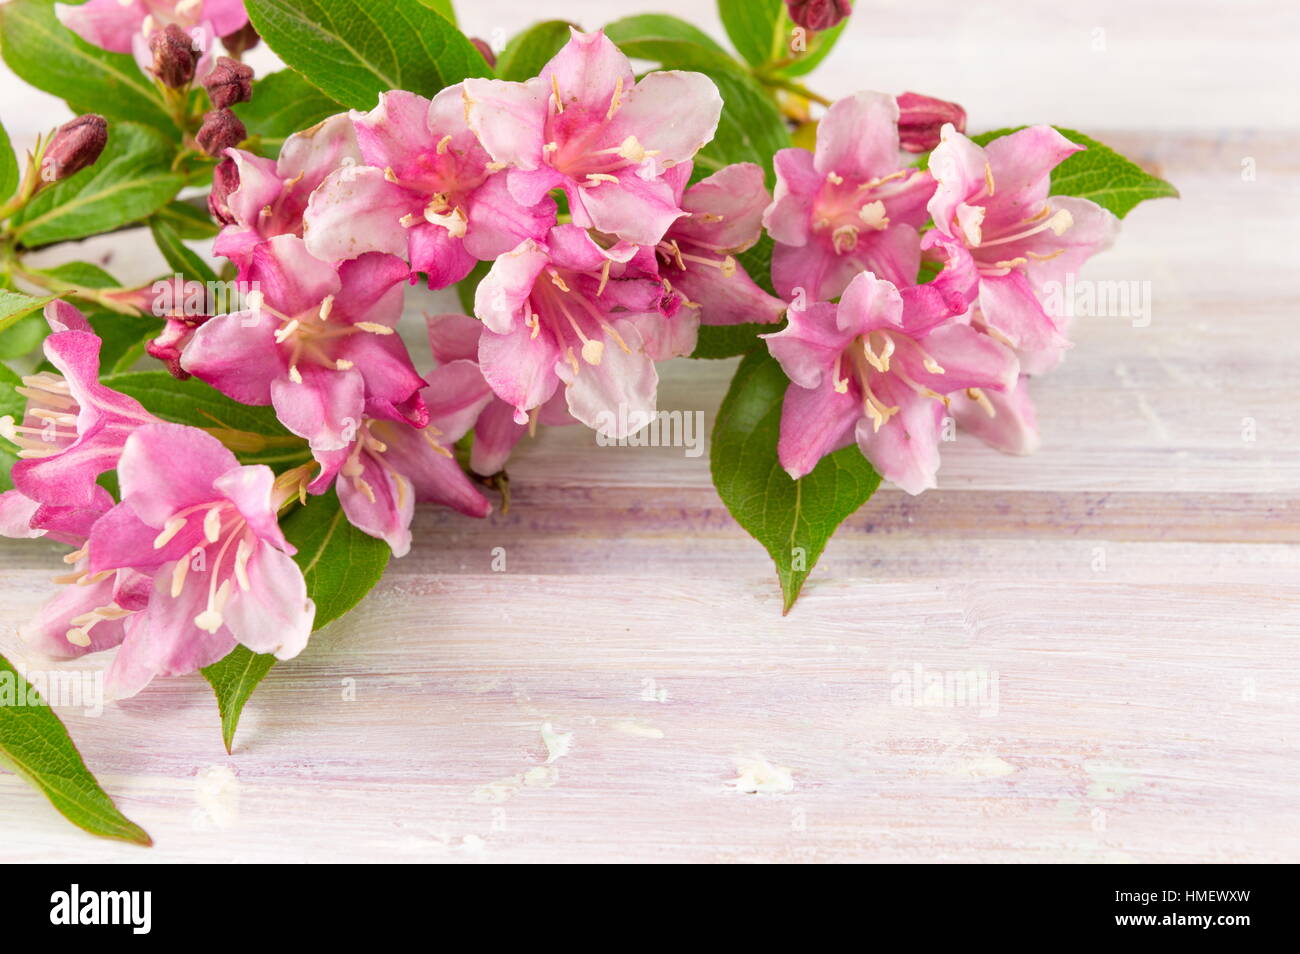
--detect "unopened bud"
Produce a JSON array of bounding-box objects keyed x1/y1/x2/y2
[
  {"x1": 221, "y1": 22, "x2": 261, "y2": 59},
  {"x1": 149, "y1": 23, "x2": 200, "y2": 89},
  {"x1": 147, "y1": 316, "x2": 209, "y2": 380},
  {"x1": 195, "y1": 109, "x2": 247, "y2": 156},
  {"x1": 470, "y1": 37, "x2": 497, "y2": 70},
  {"x1": 209, "y1": 157, "x2": 240, "y2": 225},
  {"x1": 40, "y1": 114, "x2": 108, "y2": 183},
  {"x1": 203, "y1": 56, "x2": 254, "y2": 109},
  {"x1": 896, "y1": 91, "x2": 967, "y2": 153},
  {"x1": 785, "y1": 0, "x2": 853, "y2": 33}
]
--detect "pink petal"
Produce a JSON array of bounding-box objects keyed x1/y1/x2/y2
[
  {"x1": 180, "y1": 310, "x2": 283, "y2": 405},
  {"x1": 469, "y1": 399, "x2": 527, "y2": 475},
  {"x1": 376, "y1": 421, "x2": 490, "y2": 518},
  {"x1": 221, "y1": 542, "x2": 314, "y2": 658},
  {"x1": 557, "y1": 319, "x2": 658, "y2": 439},
  {"x1": 270, "y1": 364, "x2": 366, "y2": 452},
  {"x1": 477, "y1": 317, "x2": 561, "y2": 422},
  {"x1": 407, "y1": 221, "x2": 477, "y2": 289},
  {"x1": 540, "y1": 29, "x2": 635, "y2": 120},
  {"x1": 117, "y1": 422, "x2": 238, "y2": 527},
  {"x1": 462, "y1": 76, "x2": 550, "y2": 169},
  {"x1": 578, "y1": 169, "x2": 682, "y2": 246},
  {"x1": 426, "y1": 313, "x2": 483, "y2": 364},
  {"x1": 422, "y1": 358, "x2": 495, "y2": 441},
  {"x1": 213, "y1": 464, "x2": 290, "y2": 552},
  {"x1": 474, "y1": 238, "x2": 549, "y2": 335},
  {"x1": 897, "y1": 322, "x2": 1019, "y2": 394},
  {"x1": 202, "y1": 0, "x2": 249, "y2": 36},
  {"x1": 926, "y1": 124, "x2": 991, "y2": 240},
  {"x1": 334, "y1": 252, "x2": 410, "y2": 324},
  {"x1": 22, "y1": 573, "x2": 130, "y2": 658},
  {"x1": 0, "y1": 490, "x2": 41, "y2": 539},
  {"x1": 952, "y1": 374, "x2": 1040, "y2": 455},
  {"x1": 353, "y1": 90, "x2": 437, "y2": 173},
  {"x1": 982, "y1": 125, "x2": 1083, "y2": 229},
  {"x1": 977, "y1": 271, "x2": 1070, "y2": 374},
  {"x1": 44, "y1": 299, "x2": 91, "y2": 333},
  {"x1": 673, "y1": 162, "x2": 770, "y2": 252},
  {"x1": 837, "y1": 271, "x2": 907, "y2": 336},
  {"x1": 336, "y1": 450, "x2": 415, "y2": 557},
  {"x1": 855, "y1": 376, "x2": 945, "y2": 495},
  {"x1": 249, "y1": 235, "x2": 340, "y2": 317},
  {"x1": 763, "y1": 148, "x2": 819, "y2": 246},
  {"x1": 814, "y1": 91, "x2": 903, "y2": 181},
  {"x1": 670, "y1": 261, "x2": 786, "y2": 326},
  {"x1": 55, "y1": 0, "x2": 144, "y2": 54},
  {"x1": 777, "y1": 375, "x2": 861, "y2": 479},
  {"x1": 276, "y1": 113, "x2": 361, "y2": 197},
  {"x1": 223, "y1": 148, "x2": 283, "y2": 231},
  {"x1": 604, "y1": 69, "x2": 723, "y2": 173},
  {"x1": 463, "y1": 173, "x2": 558, "y2": 261},
  {"x1": 303, "y1": 166, "x2": 419, "y2": 262},
  {"x1": 762, "y1": 301, "x2": 850, "y2": 389}
]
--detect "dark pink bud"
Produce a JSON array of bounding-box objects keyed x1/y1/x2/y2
[
  {"x1": 470, "y1": 37, "x2": 497, "y2": 69},
  {"x1": 203, "y1": 56, "x2": 254, "y2": 109},
  {"x1": 221, "y1": 22, "x2": 261, "y2": 59},
  {"x1": 896, "y1": 91, "x2": 967, "y2": 153},
  {"x1": 40, "y1": 114, "x2": 108, "y2": 183},
  {"x1": 147, "y1": 316, "x2": 210, "y2": 380},
  {"x1": 149, "y1": 23, "x2": 200, "y2": 89},
  {"x1": 195, "y1": 109, "x2": 247, "y2": 157},
  {"x1": 208, "y1": 157, "x2": 240, "y2": 225},
  {"x1": 785, "y1": 0, "x2": 853, "y2": 33}
]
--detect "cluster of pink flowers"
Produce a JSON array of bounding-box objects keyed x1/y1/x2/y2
[
  {"x1": 2, "y1": 22, "x2": 1120, "y2": 693},
  {"x1": 762, "y1": 92, "x2": 1117, "y2": 492}
]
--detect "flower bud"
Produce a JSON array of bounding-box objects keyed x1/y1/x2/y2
[
  {"x1": 896, "y1": 91, "x2": 967, "y2": 153},
  {"x1": 195, "y1": 108, "x2": 247, "y2": 157},
  {"x1": 203, "y1": 56, "x2": 254, "y2": 109},
  {"x1": 470, "y1": 37, "x2": 497, "y2": 69},
  {"x1": 147, "y1": 316, "x2": 209, "y2": 380},
  {"x1": 149, "y1": 23, "x2": 200, "y2": 89},
  {"x1": 221, "y1": 22, "x2": 261, "y2": 59},
  {"x1": 208, "y1": 157, "x2": 240, "y2": 225},
  {"x1": 785, "y1": 0, "x2": 853, "y2": 33},
  {"x1": 40, "y1": 114, "x2": 108, "y2": 183}
]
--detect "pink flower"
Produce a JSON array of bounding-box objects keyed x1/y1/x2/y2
[
  {"x1": 463, "y1": 28, "x2": 723, "y2": 246},
  {"x1": 1, "y1": 302, "x2": 156, "y2": 510},
  {"x1": 86, "y1": 422, "x2": 313, "y2": 698},
  {"x1": 213, "y1": 114, "x2": 360, "y2": 275},
  {"x1": 657, "y1": 162, "x2": 787, "y2": 327},
  {"x1": 308, "y1": 354, "x2": 494, "y2": 556},
  {"x1": 763, "y1": 263, "x2": 1017, "y2": 494},
  {"x1": 303, "y1": 89, "x2": 555, "y2": 289},
  {"x1": 927, "y1": 124, "x2": 1119, "y2": 375},
  {"x1": 474, "y1": 224, "x2": 684, "y2": 438},
  {"x1": 426, "y1": 313, "x2": 575, "y2": 476},
  {"x1": 56, "y1": 0, "x2": 248, "y2": 75},
  {"x1": 181, "y1": 235, "x2": 425, "y2": 451},
  {"x1": 763, "y1": 91, "x2": 934, "y2": 301}
]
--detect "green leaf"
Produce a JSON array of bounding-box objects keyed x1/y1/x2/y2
[
  {"x1": 0, "y1": 118, "x2": 18, "y2": 200},
  {"x1": 417, "y1": 0, "x2": 457, "y2": 24},
  {"x1": 283, "y1": 488, "x2": 391, "y2": 630},
  {"x1": 455, "y1": 259, "x2": 491, "y2": 314},
  {"x1": 11, "y1": 123, "x2": 184, "y2": 248},
  {"x1": 972, "y1": 126, "x2": 1178, "y2": 218},
  {"x1": 711, "y1": 350, "x2": 881, "y2": 612},
  {"x1": 0, "y1": 288, "x2": 56, "y2": 337},
  {"x1": 154, "y1": 200, "x2": 219, "y2": 240},
  {"x1": 150, "y1": 216, "x2": 218, "y2": 285},
  {"x1": 717, "y1": 0, "x2": 784, "y2": 67},
  {"x1": 200, "y1": 646, "x2": 276, "y2": 754},
  {"x1": 494, "y1": 20, "x2": 574, "y2": 82},
  {"x1": 202, "y1": 489, "x2": 390, "y2": 751},
  {"x1": 604, "y1": 14, "x2": 727, "y2": 54},
  {"x1": 233, "y1": 68, "x2": 345, "y2": 157},
  {"x1": 0, "y1": 653, "x2": 152, "y2": 845},
  {"x1": 0, "y1": 362, "x2": 23, "y2": 487},
  {"x1": 101, "y1": 371, "x2": 311, "y2": 467},
  {"x1": 691, "y1": 322, "x2": 773, "y2": 359},
  {"x1": 778, "y1": 18, "x2": 846, "y2": 77},
  {"x1": 0, "y1": 0, "x2": 173, "y2": 134},
  {"x1": 244, "y1": 0, "x2": 492, "y2": 111}
]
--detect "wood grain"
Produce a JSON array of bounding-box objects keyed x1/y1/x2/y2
[{"x1": 1, "y1": 1, "x2": 1297, "y2": 863}]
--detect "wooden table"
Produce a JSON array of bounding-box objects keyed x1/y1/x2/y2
[{"x1": 1, "y1": 1, "x2": 1297, "y2": 862}]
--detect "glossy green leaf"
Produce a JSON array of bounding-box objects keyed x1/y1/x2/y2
[
  {"x1": 711, "y1": 350, "x2": 880, "y2": 612},
  {"x1": 778, "y1": 18, "x2": 846, "y2": 77},
  {"x1": 200, "y1": 646, "x2": 276, "y2": 754},
  {"x1": 494, "y1": 20, "x2": 573, "y2": 81},
  {"x1": 153, "y1": 199, "x2": 220, "y2": 240},
  {"x1": 11, "y1": 123, "x2": 184, "y2": 248},
  {"x1": 0, "y1": 118, "x2": 18, "y2": 200},
  {"x1": 150, "y1": 216, "x2": 218, "y2": 285},
  {"x1": 245, "y1": 0, "x2": 492, "y2": 111},
  {"x1": 605, "y1": 14, "x2": 727, "y2": 54},
  {"x1": 717, "y1": 0, "x2": 784, "y2": 67},
  {"x1": 233, "y1": 68, "x2": 345, "y2": 157},
  {"x1": 0, "y1": 288, "x2": 56, "y2": 337},
  {"x1": 0, "y1": 0, "x2": 173, "y2": 133},
  {"x1": 0, "y1": 653, "x2": 152, "y2": 845},
  {"x1": 202, "y1": 489, "x2": 390, "y2": 751},
  {"x1": 0, "y1": 363, "x2": 22, "y2": 490},
  {"x1": 417, "y1": 0, "x2": 457, "y2": 24},
  {"x1": 972, "y1": 126, "x2": 1178, "y2": 218}
]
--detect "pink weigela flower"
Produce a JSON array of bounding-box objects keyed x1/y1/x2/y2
[
  {"x1": 213, "y1": 114, "x2": 361, "y2": 275},
  {"x1": 763, "y1": 91, "x2": 934, "y2": 301},
  {"x1": 56, "y1": 0, "x2": 248, "y2": 75},
  {"x1": 763, "y1": 259, "x2": 1018, "y2": 494},
  {"x1": 85, "y1": 422, "x2": 313, "y2": 698},
  {"x1": 657, "y1": 161, "x2": 787, "y2": 327},
  {"x1": 474, "y1": 224, "x2": 686, "y2": 438},
  {"x1": 181, "y1": 235, "x2": 426, "y2": 451},
  {"x1": 304, "y1": 88, "x2": 556, "y2": 289},
  {"x1": 463, "y1": 28, "x2": 723, "y2": 246}
]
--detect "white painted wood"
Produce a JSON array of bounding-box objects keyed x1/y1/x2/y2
[{"x1": 1, "y1": 1, "x2": 1297, "y2": 863}]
